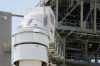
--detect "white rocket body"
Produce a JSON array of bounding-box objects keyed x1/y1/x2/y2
[{"x1": 12, "y1": 6, "x2": 55, "y2": 66}]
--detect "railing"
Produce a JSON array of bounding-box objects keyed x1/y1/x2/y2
[
  {"x1": 60, "y1": 19, "x2": 80, "y2": 27},
  {"x1": 66, "y1": 53, "x2": 84, "y2": 60},
  {"x1": 86, "y1": 22, "x2": 93, "y2": 29},
  {"x1": 86, "y1": 21, "x2": 100, "y2": 30},
  {"x1": 59, "y1": 19, "x2": 100, "y2": 30},
  {"x1": 65, "y1": 53, "x2": 100, "y2": 63},
  {"x1": 97, "y1": 23, "x2": 100, "y2": 30}
]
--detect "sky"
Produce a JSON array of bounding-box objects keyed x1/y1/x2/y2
[{"x1": 0, "y1": 0, "x2": 40, "y2": 33}]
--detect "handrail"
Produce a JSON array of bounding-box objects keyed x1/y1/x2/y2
[{"x1": 66, "y1": 53, "x2": 84, "y2": 60}]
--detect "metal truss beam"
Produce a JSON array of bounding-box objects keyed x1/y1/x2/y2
[
  {"x1": 66, "y1": 47, "x2": 83, "y2": 51},
  {"x1": 84, "y1": 10, "x2": 92, "y2": 22},
  {"x1": 12, "y1": 14, "x2": 24, "y2": 17},
  {"x1": 60, "y1": 3, "x2": 79, "y2": 22},
  {"x1": 66, "y1": 31, "x2": 73, "y2": 37}
]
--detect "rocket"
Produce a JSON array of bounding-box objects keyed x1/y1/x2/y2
[{"x1": 11, "y1": 6, "x2": 55, "y2": 66}]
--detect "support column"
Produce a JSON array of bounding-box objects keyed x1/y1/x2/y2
[
  {"x1": 71, "y1": 0, "x2": 73, "y2": 7},
  {"x1": 56, "y1": 0, "x2": 58, "y2": 28},
  {"x1": 85, "y1": 41, "x2": 88, "y2": 61},
  {"x1": 69, "y1": 0, "x2": 70, "y2": 7},
  {"x1": 95, "y1": 55, "x2": 97, "y2": 63},
  {"x1": 94, "y1": 1, "x2": 97, "y2": 33},
  {"x1": 80, "y1": 1, "x2": 84, "y2": 29},
  {"x1": 63, "y1": 37, "x2": 66, "y2": 66}
]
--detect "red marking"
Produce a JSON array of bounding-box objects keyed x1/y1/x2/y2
[{"x1": 50, "y1": 13, "x2": 54, "y2": 26}]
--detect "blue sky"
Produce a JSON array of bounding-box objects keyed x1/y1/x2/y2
[{"x1": 0, "y1": 0, "x2": 40, "y2": 33}]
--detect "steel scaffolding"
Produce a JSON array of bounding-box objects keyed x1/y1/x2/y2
[{"x1": 37, "y1": 0, "x2": 100, "y2": 66}]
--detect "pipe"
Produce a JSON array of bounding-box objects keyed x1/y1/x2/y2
[{"x1": 12, "y1": 14, "x2": 24, "y2": 17}]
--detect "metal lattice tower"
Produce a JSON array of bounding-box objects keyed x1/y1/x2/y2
[{"x1": 36, "y1": 0, "x2": 100, "y2": 66}]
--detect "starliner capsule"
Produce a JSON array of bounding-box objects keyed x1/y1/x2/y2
[{"x1": 11, "y1": 6, "x2": 55, "y2": 66}]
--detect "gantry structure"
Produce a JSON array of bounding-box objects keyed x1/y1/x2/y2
[{"x1": 36, "y1": 0, "x2": 100, "y2": 66}]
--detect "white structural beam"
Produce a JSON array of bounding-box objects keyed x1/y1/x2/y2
[
  {"x1": 94, "y1": 1, "x2": 97, "y2": 33},
  {"x1": 56, "y1": 0, "x2": 58, "y2": 28},
  {"x1": 80, "y1": 1, "x2": 84, "y2": 29}
]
